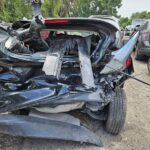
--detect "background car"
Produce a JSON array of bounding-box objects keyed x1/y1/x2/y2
[
  {"x1": 123, "y1": 19, "x2": 147, "y2": 46},
  {"x1": 134, "y1": 20, "x2": 150, "y2": 60}
]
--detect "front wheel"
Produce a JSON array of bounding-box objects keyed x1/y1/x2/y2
[{"x1": 105, "y1": 88, "x2": 127, "y2": 135}]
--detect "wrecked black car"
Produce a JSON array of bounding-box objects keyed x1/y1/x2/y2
[{"x1": 0, "y1": 2, "x2": 139, "y2": 147}]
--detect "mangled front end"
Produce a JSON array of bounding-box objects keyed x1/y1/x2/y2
[{"x1": 0, "y1": 18, "x2": 139, "y2": 146}]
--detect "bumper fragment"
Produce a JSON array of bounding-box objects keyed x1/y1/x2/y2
[{"x1": 0, "y1": 115, "x2": 102, "y2": 146}]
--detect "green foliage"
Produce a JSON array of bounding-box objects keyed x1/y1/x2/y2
[
  {"x1": 1, "y1": 0, "x2": 150, "y2": 31},
  {"x1": 0, "y1": 0, "x2": 122, "y2": 22},
  {"x1": 43, "y1": 0, "x2": 123, "y2": 18},
  {"x1": 71, "y1": 0, "x2": 122, "y2": 17},
  {"x1": 131, "y1": 11, "x2": 150, "y2": 20},
  {"x1": 42, "y1": 0, "x2": 62, "y2": 17},
  {"x1": 119, "y1": 17, "x2": 132, "y2": 28},
  {"x1": 59, "y1": 0, "x2": 75, "y2": 17},
  {"x1": 0, "y1": 0, "x2": 32, "y2": 22}
]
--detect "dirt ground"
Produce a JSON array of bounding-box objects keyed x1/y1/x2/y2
[{"x1": 0, "y1": 59, "x2": 150, "y2": 150}]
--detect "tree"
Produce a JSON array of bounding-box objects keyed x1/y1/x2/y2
[
  {"x1": 0, "y1": 0, "x2": 123, "y2": 22},
  {"x1": 42, "y1": 0, "x2": 122, "y2": 17},
  {"x1": 71, "y1": 0, "x2": 122, "y2": 17},
  {"x1": 131, "y1": 11, "x2": 150, "y2": 20},
  {"x1": 0, "y1": 0, "x2": 5, "y2": 21},
  {"x1": 59, "y1": 0, "x2": 75, "y2": 17},
  {"x1": 0, "y1": 0, "x2": 32, "y2": 22},
  {"x1": 119, "y1": 17, "x2": 131, "y2": 28},
  {"x1": 42, "y1": 0, "x2": 62, "y2": 17}
]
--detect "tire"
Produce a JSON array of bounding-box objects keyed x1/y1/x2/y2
[
  {"x1": 134, "y1": 44, "x2": 142, "y2": 60},
  {"x1": 105, "y1": 88, "x2": 127, "y2": 135},
  {"x1": 147, "y1": 58, "x2": 150, "y2": 74}
]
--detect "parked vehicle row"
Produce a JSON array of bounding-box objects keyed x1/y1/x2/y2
[
  {"x1": 134, "y1": 20, "x2": 150, "y2": 60},
  {"x1": 123, "y1": 19, "x2": 150, "y2": 74}
]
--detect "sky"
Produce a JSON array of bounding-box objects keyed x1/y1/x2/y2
[{"x1": 118, "y1": 0, "x2": 150, "y2": 17}]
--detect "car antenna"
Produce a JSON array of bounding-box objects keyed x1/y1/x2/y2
[
  {"x1": 32, "y1": 0, "x2": 44, "y2": 17},
  {"x1": 106, "y1": 65, "x2": 150, "y2": 87}
]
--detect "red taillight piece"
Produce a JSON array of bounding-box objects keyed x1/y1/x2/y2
[
  {"x1": 131, "y1": 31, "x2": 135, "y2": 36},
  {"x1": 45, "y1": 19, "x2": 69, "y2": 25},
  {"x1": 126, "y1": 57, "x2": 132, "y2": 67},
  {"x1": 40, "y1": 30, "x2": 50, "y2": 39}
]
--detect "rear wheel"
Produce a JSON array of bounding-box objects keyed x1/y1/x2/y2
[
  {"x1": 147, "y1": 58, "x2": 150, "y2": 74},
  {"x1": 105, "y1": 88, "x2": 127, "y2": 135}
]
